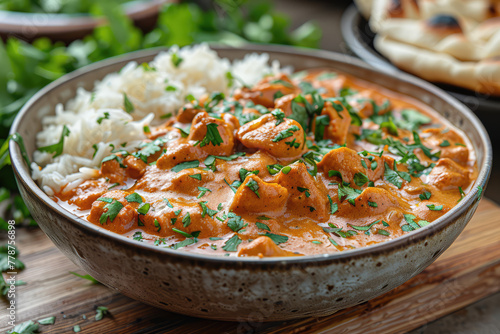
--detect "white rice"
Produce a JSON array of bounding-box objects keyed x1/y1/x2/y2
[{"x1": 32, "y1": 44, "x2": 286, "y2": 195}]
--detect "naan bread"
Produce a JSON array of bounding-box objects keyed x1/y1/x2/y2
[
  {"x1": 375, "y1": 35, "x2": 500, "y2": 95},
  {"x1": 355, "y1": 0, "x2": 500, "y2": 94},
  {"x1": 377, "y1": 15, "x2": 500, "y2": 61}
]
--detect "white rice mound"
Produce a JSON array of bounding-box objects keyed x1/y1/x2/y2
[{"x1": 32, "y1": 44, "x2": 286, "y2": 196}]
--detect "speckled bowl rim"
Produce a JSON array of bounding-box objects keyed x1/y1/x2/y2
[{"x1": 9, "y1": 44, "x2": 493, "y2": 265}]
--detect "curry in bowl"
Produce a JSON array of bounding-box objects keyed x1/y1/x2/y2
[{"x1": 32, "y1": 45, "x2": 477, "y2": 258}]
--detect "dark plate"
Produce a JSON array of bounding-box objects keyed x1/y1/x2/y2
[{"x1": 340, "y1": 4, "x2": 500, "y2": 115}]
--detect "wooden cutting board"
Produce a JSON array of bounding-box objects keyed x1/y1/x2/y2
[{"x1": 2, "y1": 199, "x2": 500, "y2": 334}]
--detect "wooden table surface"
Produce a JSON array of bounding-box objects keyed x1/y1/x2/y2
[{"x1": 1, "y1": 199, "x2": 500, "y2": 333}]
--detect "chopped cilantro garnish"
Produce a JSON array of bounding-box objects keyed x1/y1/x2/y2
[
  {"x1": 125, "y1": 193, "x2": 142, "y2": 204},
  {"x1": 377, "y1": 229, "x2": 390, "y2": 236},
  {"x1": 439, "y1": 140, "x2": 451, "y2": 147},
  {"x1": 189, "y1": 173, "x2": 202, "y2": 181},
  {"x1": 123, "y1": 93, "x2": 135, "y2": 113},
  {"x1": 97, "y1": 112, "x2": 110, "y2": 124},
  {"x1": 353, "y1": 172, "x2": 369, "y2": 187},
  {"x1": 297, "y1": 187, "x2": 311, "y2": 197},
  {"x1": 261, "y1": 232, "x2": 288, "y2": 245},
  {"x1": 132, "y1": 137, "x2": 168, "y2": 163},
  {"x1": 458, "y1": 187, "x2": 466, "y2": 202},
  {"x1": 99, "y1": 199, "x2": 123, "y2": 224},
  {"x1": 427, "y1": 204, "x2": 443, "y2": 211},
  {"x1": 245, "y1": 179, "x2": 260, "y2": 198},
  {"x1": 368, "y1": 201, "x2": 377, "y2": 207},
  {"x1": 419, "y1": 191, "x2": 432, "y2": 201},
  {"x1": 328, "y1": 195, "x2": 338, "y2": 214},
  {"x1": 384, "y1": 161, "x2": 411, "y2": 189},
  {"x1": 314, "y1": 114, "x2": 330, "y2": 140},
  {"x1": 256, "y1": 222, "x2": 271, "y2": 231},
  {"x1": 154, "y1": 219, "x2": 161, "y2": 232},
  {"x1": 348, "y1": 220, "x2": 380, "y2": 231},
  {"x1": 195, "y1": 123, "x2": 224, "y2": 147},
  {"x1": 272, "y1": 125, "x2": 300, "y2": 142},
  {"x1": 271, "y1": 109, "x2": 286, "y2": 126},
  {"x1": 171, "y1": 53, "x2": 183, "y2": 67},
  {"x1": 137, "y1": 202, "x2": 150, "y2": 215},
  {"x1": 227, "y1": 212, "x2": 247, "y2": 232},
  {"x1": 171, "y1": 238, "x2": 196, "y2": 250},
  {"x1": 222, "y1": 234, "x2": 242, "y2": 252},
  {"x1": 38, "y1": 125, "x2": 70, "y2": 158},
  {"x1": 197, "y1": 186, "x2": 212, "y2": 198},
  {"x1": 172, "y1": 160, "x2": 200, "y2": 172},
  {"x1": 182, "y1": 212, "x2": 191, "y2": 227}
]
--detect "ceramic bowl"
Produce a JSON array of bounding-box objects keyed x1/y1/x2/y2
[
  {"x1": 9, "y1": 45, "x2": 492, "y2": 322},
  {"x1": 0, "y1": 0, "x2": 170, "y2": 43}
]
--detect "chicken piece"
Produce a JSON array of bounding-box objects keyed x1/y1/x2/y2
[
  {"x1": 336, "y1": 187, "x2": 410, "y2": 219},
  {"x1": 100, "y1": 158, "x2": 127, "y2": 183},
  {"x1": 233, "y1": 73, "x2": 299, "y2": 108},
  {"x1": 229, "y1": 175, "x2": 288, "y2": 216},
  {"x1": 187, "y1": 112, "x2": 235, "y2": 155},
  {"x1": 176, "y1": 103, "x2": 205, "y2": 123},
  {"x1": 237, "y1": 236, "x2": 298, "y2": 257},
  {"x1": 236, "y1": 113, "x2": 305, "y2": 159},
  {"x1": 427, "y1": 158, "x2": 471, "y2": 190},
  {"x1": 123, "y1": 155, "x2": 148, "y2": 179},
  {"x1": 274, "y1": 163, "x2": 330, "y2": 222},
  {"x1": 157, "y1": 112, "x2": 235, "y2": 169},
  {"x1": 169, "y1": 169, "x2": 214, "y2": 196},
  {"x1": 312, "y1": 100, "x2": 352, "y2": 145},
  {"x1": 64, "y1": 180, "x2": 108, "y2": 211},
  {"x1": 87, "y1": 190, "x2": 138, "y2": 233},
  {"x1": 421, "y1": 128, "x2": 469, "y2": 165},
  {"x1": 318, "y1": 147, "x2": 384, "y2": 183}
]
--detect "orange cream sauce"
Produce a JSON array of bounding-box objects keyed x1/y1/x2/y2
[{"x1": 54, "y1": 70, "x2": 477, "y2": 257}]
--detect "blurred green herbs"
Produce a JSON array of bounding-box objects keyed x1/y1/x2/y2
[{"x1": 0, "y1": 1, "x2": 321, "y2": 227}]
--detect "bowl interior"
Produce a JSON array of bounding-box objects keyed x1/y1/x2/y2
[{"x1": 9, "y1": 44, "x2": 493, "y2": 263}]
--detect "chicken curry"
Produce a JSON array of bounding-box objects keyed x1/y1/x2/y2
[{"x1": 55, "y1": 69, "x2": 477, "y2": 257}]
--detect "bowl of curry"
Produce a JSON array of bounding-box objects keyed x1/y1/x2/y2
[{"x1": 10, "y1": 45, "x2": 491, "y2": 321}]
